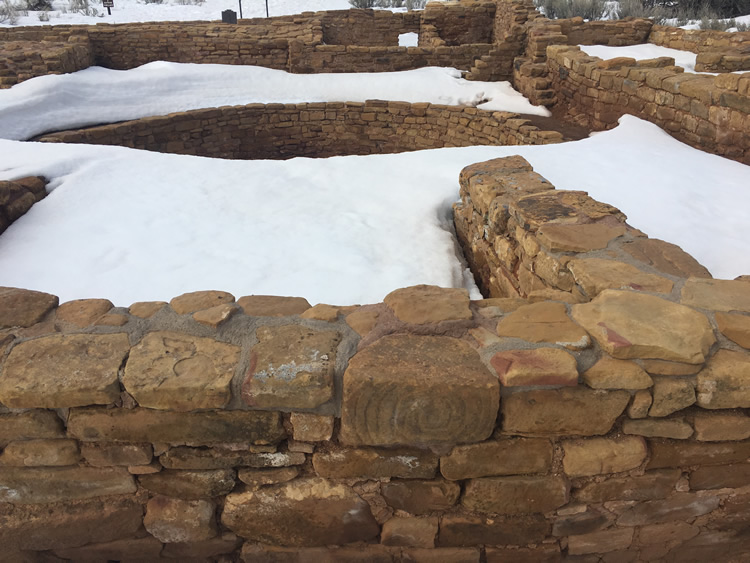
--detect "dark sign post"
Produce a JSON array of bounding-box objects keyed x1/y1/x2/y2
[
  {"x1": 102, "y1": 0, "x2": 113, "y2": 15},
  {"x1": 265, "y1": 0, "x2": 268, "y2": 17},
  {"x1": 237, "y1": 0, "x2": 242, "y2": 18}
]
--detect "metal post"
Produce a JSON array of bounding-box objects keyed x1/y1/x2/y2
[
  {"x1": 238, "y1": 0, "x2": 242, "y2": 19},
  {"x1": 265, "y1": 0, "x2": 269, "y2": 17}
]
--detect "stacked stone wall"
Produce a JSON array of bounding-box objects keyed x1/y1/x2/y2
[
  {"x1": 0, "y1": 36, "x2": 92, "y2": 88},
  {"x1": 420, "y1": 0, "x2": 497, "y2": 46},
  {"x1": 318, "y1": 9, "x2": 420, "y2": 46},
  {"x1": 0, "y1": 177, "x2": 47, "y2": 235},
  {"x1": 2, "y1": 157, "x2": 750, "y2": 561},
  {"x1": 35, "y1": 101, "x2": 565, "y2": 159},
  {"x1": 648, "y1": 25, "x2": 750, "y2": 54}
]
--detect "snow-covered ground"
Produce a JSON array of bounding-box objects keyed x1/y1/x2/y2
[
  {"x1": 580, "y1": 44, "x2": 702, "y2": 72},
  {"x1": 0, "y1": 64, "x2": 550, "y2": 141},
  {"x1": 1, "y1": 115, "x2": 748, "y2": 306}
]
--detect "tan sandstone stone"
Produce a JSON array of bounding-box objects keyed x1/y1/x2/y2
[
  {"x1": 440, "y1": 438, "x2": 552, "y2": 480},
  {"x1": 621, "y1": 238, "x2": 711, "y2": 279},
  {"x1": 406, "y1": 547, "x2": 481, "y2": 562},
  {"x1": 139, "y1": 469, "x2": 235, "y2": 499},
  {"x1": 55, "y1": 299, "x2": 113, "y2": 327},
  {"x1": 242, "y1": 325, "x2": 340, "y2": 410},
  {"x1": 94, "y1": 312, "x2": 128, "y2": 327},
  {"x1": 300, "y1": 303, "x2": 340, "y2": 322},
  {"x1": 571, "y1": 290, "x2": 715, "y2": 363},
  {"x1": 649, "y1": 378, "x2": 696, "y2": 416},
  {"x1": 690, "y1": 463, "x2": 750, "y2": 490},
  {"x1": 0, "y1": 333, "x2": 130, "y2": 408},
  {"x1": 81, "y1": 442, "x2": 153, "y2": 467},
  {"x1": 160, "y1": 447, "x2": 304, "y2": 470},
  {"x1": 716, "y1": 312, "x2": 750, "y2": 348},
  {"x1": 128, "y1": 300, "x2": 167, "y2": 318},
  {"x1": 0, "y1": 287, "x2": 58, "y2": 328},
  {"x1": 123, "y1": 331, "x2": 240, "y2": 411},
  {"x1": 616, "y1": 493, "x2": 720, "y2": 526},
  {"x1": 237, "y1": 467, "x2": 300, "y2": 488},
  {"x1": 681, "y1": 277, "x2": 750, "y2": 312},
  {"x1": 382, "y1": 479, "x2": 461, "y2": 515},
  {"x1": 384, "y1": 285, "x2": 472, "y2": 324},
  {"x1": 647, "y1": 440, "x2": 750, "y2": 469},
  {"x1": 341, "y1": 334, "x2": 498, "y2": 447},
  {"x1": 574, "y1": 469, "x2": 681, "y2": 503},
  {"x1": 192, "y1": 303, "x2": 238, "y2": 327},
  {"x1": 697, "y1": 349, "x2": 750, "y2": 409},
  {"x1": 537, "y1": 223, "x2": 627, "y2": 253},
  {"x1": 562, "y1": 437, "x2": 647, "y2": 477},
  {"x1": 313, "y1": 447, "x2": 437, "y2": 479},
  {"x1": 0, "y1": 410, "x2": 64, "y2": 447},
  {"x1": 490, "y1": 348, "x2": 579, "y2": 386},
  {"x1": 382, "y1": 517, "x2": 437, "y2": 548},
  {"x1": 583, "y1": 357, "x2": 652, "y2": 390},
  {"x1": 170, "y1": 290, "x2": 234, "y2": 314},
  {"x1": 568, "y1": 528, "x2": 634, "y2": 555},
  {"x1": 0, "y1": 439, "x2": 79, "y2": 467},
  {"x1": 693, "y1": 411, "x2": 750, "y2": 441},
  {"x1": 236, "y1": 295, "x2": 311, "y2": 317},
  {"x1": 290, "y1": 413, "x2": 334, "y2": 442},
  {"x1": 462, "y1": 475, "x2": 569, "y2": 515},
  {"x1": 53, "y1": 537, "x2": 164, "y2": 562},
  {"x1": 623, "y1": 418, "x2": 694, "y2": 439},
  {"x1": 222, "y1": 478, "x2": 380, "y2": 546},
  {"x1": 345, "y1": 308, "x2": 380, "y2": 337},
  {"x1": 437, "y1": 513, "x2": 549, "y2": 547},
  {"x1": 485, "y1": 545, "x2": 561, "y2": 563},
  {"x1": 495, "y1": 301, "x2": 590, "y2": 350},
  {"x1": 160, "y1": 535, "x2": 242, "y2": 559},
  {"x1": 628, "y1": 389, "x2": 653, "y2": 418},
  {"x1": 638, "y1": 521, "x2": 700, "y2": 545},
  {"x1": 640, "y1": 359, "x2": 703, "y2": 375},
  {"x1": 568, "y1": 258, "x2": 673, "y2": 297},
  {"x1": 0, "y1": 466, "x2": 136, "y2": 503},
  {"x1": 144, "y1": 496, "x2": 217, "y2": 543}
]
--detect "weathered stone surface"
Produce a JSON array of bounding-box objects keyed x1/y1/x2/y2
[
  {"x1": 696, "y1": 349, "x2": 750, "y2": 409},
  {"x1": 495, "y1": 302, "x2": 590, "y2": 350},
  {"x1": 440, "y1": 438, "x2": 552, "y2": 480},
  {"x1": 716, "y1": 312, "x2": 750, "y2": 348},
  {"x1": 617, "y1": 493, "x2": 720, "y2": 526},
  {"x1": 81, "y1": 442, "x2": 152, "y2": 467},
  {"x1": 383, "y1": 285, "x2": 472, "y2": 324},
  {"x1": 552, "y1": 507, "x2": 612, "y2": 537},
  {"x1": 345, "y1": 308, "x2": 380, "y2": 337},
  {"x1": 222, "y1": 478, "x2": 380, "y2": 546},
  {"x1": 485, "y1": 545, "x2": 561, "y2": 563},
  {"x1": 192, "y1": 303, "x2": 238, "y2": 327},
  {"x1": 0, "y1": 287, "x2": 58, "y2": 329},
  {"x1": 638, "y1": 521, "x2": 700, "y2": 546},
  {"x1": 0, "y1": 495, "x2": 143, "y2": 551},
  {"x1": 437, "y1": 513, "x2": 549, "y2": 547},
  {"x1": 290, "y1": 413, "x2": 334, "y2": 442},
  {"x1": 690, "y1": 463, "x2": 750, "y2": 490},
  {"x1": 511, "y1": 191, "x2": 623, "y2": 232},
  {"x1": 583, "y1": 357, "x2": 652, "y2": 390},
  {"x1": 0, "y1": 466, "x2": 136, "y2": 503},
  {"x1": 568, "y1": 528, "x2": 634, "y2": 555},
  {"x1": 537, "y1": 223, "x2": 626, "y2": 253},
  {"x1": 568, "y1": 258, "x2": 673, "y2": 297},
  {"x1": 67, "y1": 407, "x2": 284, "y2": 446},
  {"x1": 55, "y1": 299, "x2": 113, "y2": 327},
  {"x1": 161, "y1": 535, "x2": 242, "y2": 559},
  {"x1": 160, "y1": 447, "x2": 304, "y2": 470},
  {"x1": 237, "y1": 467, "x2": 300, "y2": 488},
  {"x1": 128, "y1": 300, "x2": 166, "y2": 318},
  {"x1": 623, "y1": 418, "x2": 693, "y2": 439},
  {"x1": 170, "y1": 290, "x2": 234, "y2": 314},
  {"x1": 491, "y1": 348, "x2": 579, "y2": 386},
  {"x1": 0, "y1": 333, "x2": 130, "y2": 408},
  {"x1": 123, "y1": 331, "x2": 240, "y2": 411},
  {"x1": 341, "y1": 335, "x2": 499, "y2": 447},
  {"x1": 562, "y1": 437, "x2": 647, "y2": 477},
  {"x1": 313, "y1": 447, "x2": 437, "y2": 479},
  {"x1": 382, "y1": 516, "x2": 438, "y2": 548},
  {"x1": 0, "y1": 410, "x2": 64, "y2": 447},
  {"x1": 240, "y1": 544, "x2": 397, "y2": 562},
  {"x1": 574, "y1": 469, "x2": 681, "y2": 503},
  {"x1": 139, "y1": 469, "x2": 235, "y2": 499},
  {"x1": 649, "y1": 378, "x2": 696, "y2": 416},
  {"x1": 406, "y1": 547, "x2": 481, "y2": 563},
  {"x1": 640, "y1": 359, "x2": 702, "y2": 375},
  {"x1": 502, "y1": 388, "x2": 629, "y2": 436},
  {"x1": 54, "y1": 536, "x2": 164, "y2": 562},
  {"x1": 462, "y1": 475, "x2": 569, "y2": 515},
  {"x1": 242, "y1": 325, "x2": 340, "y2": 410},
  {"x1": 95, "y1": 312, "x2": 128, "y2": 327},
  {"x1": 144, "y1": 496, "x2": 217, "y2": 543},
  {"x1": 681, "y1": 277, "x2": 750, "y2": 312},
  {"x1": 628, "y1": 389, "x2": 652, "y2": 418},
  {"x1": 647, "y1": 440, "x2": 750, "y2": 469},
  {"x1": 0, "y1": 439, "x2": 79, "y2": 467},
  {"x1": 621, "y1": 238, "x2": 711, "y2": 279},
  {"x1": 236, "y1": 295, "x2": 311, "y2": 317},
  {"x1": 382, "y1": 479, "x2": 461, "y2": 515},
  {"x1": 300, "y1": 303, "x2": 340, "y2": 322},
  {"x1": 571, "y1": 290, "x2": 715, "y2": 363},
  {"x1": 693, "y1": 411, "x2": 750, "y2": 441}
]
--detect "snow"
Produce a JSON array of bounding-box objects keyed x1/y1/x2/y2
[
  {"x1": 0, "y1": 63, "x2": 550, "y2": 141},
  {"x1": 1, "y1": 115, "x2": 748, "y2": 306},
  {"x1": 399, "y1": 32, "x2": 418, "y2": 47},
  {"x1": 579, "y1": 44, "x2": 701, "y2": 73}
]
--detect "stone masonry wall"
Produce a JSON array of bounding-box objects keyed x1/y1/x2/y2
[
  {"x1": 420, "y1": 0, "x2": 497, "y2": 46},
  {"x1": 0, "y1": 177, "x2": 47, "y2": 235},
  {"x1": 318, "y1": 9, "x2": 420, "y2": 46},
  {"x1": 35, "y1": 101, "x2": 565, "y2": 159},
  {"x1": 0, "y1": 37, "x2": 92, "y2": 88},
  {"x1": 2, "y1": 157, "x2": 750, "y2": 561}
]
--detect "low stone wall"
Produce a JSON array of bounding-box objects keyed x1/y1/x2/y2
[
  {"x1": 546, "y1": 45, "x2": 750, "y2": 164},
  {"x1": 648, "y1": 25, "x2": 750, "y2": 54},
  {"x1": 421, "y1": 0, "x2": 497, "y2": 46},
  {"x1": 35, "y1": 101, "x2": 565, "y2": 159},
  {"x1": 318, "y1": 9, "x2": 420, "y2": 46},
  {"x1": 0, "y1": 37, "x2": 92, "y2": 88},
  {"x1": 2, "y1": 158, "x2": 750, "y2": 561},
  {"x1": 0, "y1": 177, "x2": 47, "y2": 235},
  {"x1": 695, "y1": 47, "x2": 750, "y2": 73}
]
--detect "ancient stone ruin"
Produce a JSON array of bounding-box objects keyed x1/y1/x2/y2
[{"x1": 1, "y1": 0, "x2": 750, "y2": 561}]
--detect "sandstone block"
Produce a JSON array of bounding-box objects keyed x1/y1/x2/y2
[
  {"x1": 617, "y1": 492, "x2": 720, "y2": 526},
  {"x1": 696, "y1": 349, "x2": 750, "y2": 409},
  {"x1": 237, "y1": 467, "x2": 300, "y2": 488},
  {"x1": 623, "y1": 418, "x2": 693, "y2": 439},
  {"x1": 462, "y1": 475, "x2": 569, "y2": 515},
  {"x1": 502, "y1": 388, "x2": 629, "y2": 436},
  {"x1": 568, "y1": 528, "x2": 633, "y2": 555},
  {"x1": 440, "y1": 438, "x2": 552, "y2": 480},
  {"x1": 313, "y1": 447, "x2": 437, "y2": 479},
  {"x1": 640, "y1": 359, "x2": 702, "y2": 375},
  {"x1": 123, "y1": 331, "x2": 240, "y2": 411},
  {"x1": 81, "y1": 442, "x2": 152, "y2": 467},
  {"x1": 511, "y1": 191, "x2": 622, "y2": 232},
  {"x1": 647, "y1": 440, "x2": 750, "y2": 469},
  {"x1": 222, "y1": 478, "x2": 380, "y2": 546},
  {"x1": 53, "y1": 537, "x2": 164, "y2": 563},
  {"x1": 681, "y1": 277, "x2": 750, "y2": 312},
  {"x1": 160, "y1": 446, "x2": 304, "y2": 470},
  {"x1": 715, "y1": 312, "x2": 750, "y2": 348},
  {"x1": 236, "y1": 295, "x2": 311, "y2": 317},
  {"x1": 192, "y1": 303, "x2": 238, "y2": 327},
  {"x1": 437, "y1": 513, "x2": 549, "y2": 547},
  {"x1": 139, "y1": 469, "x2": 235, "y2": 499},
  {"x1": 562, "y1": 436, "x2": 647, "y2": 477},
  {"x1": 170, "y1": 290, "x2": 234, "y2": 314},
  {"x1": 128, "y1": 301, "x2": 166, "y2": 318},
  {"x1": 242, "y1": 325, "x2": 340, "y2": 410},
  {"x1": 381, "y1": 516, "x2": 438, "y2": 548},
  {"x1": 382, "y1": 479, "x2": 461, "y2": 515},
  {"x1": 583, "y1": 357, "x2": 652, "y2": 390},
  {"x1": 638, "y1": 521, "x2": 699, "y2": 545},
  {"x1": 383, "y1": 285, "x2": 472, "y2": 324},
  {"x1": 160, "y1": 535, "x2": 242, "y2": 559},
  {"x1": 690, "y1": 463, "x2": 750, "y2": 490},
  {"x1": 537, "y1": 223, "x2": 627, "y2": 252},
  {"x1": 290, "y1": 413, "x2": 334, "y2": 442},
  {"x1": 495, "y1": 301, "x2": 590, "y2": 350},
  {"x1": 144, "y1": 496, "x2": 217, "y2": 543},
  {"x1": 552, "y1": 507, "x2": 613, "y2": 537},
  {"x1": 300, "y1": 303, "x2": 340, "y2": 322},
  {"x1": 574, "y1": 469, "x2": 681, "y2": 503},
  {"x1": 485, "y1": 545, "x2": 561, "y2": 563},
  {"x1": 649, "y1": 378, "x2": 695, "y2": 416},
  {"x1": 0, "y1": 438, "x2": 79, "y2": 467},
  {"x1": 0, "y1": 466, "x2": 136, "y2": 503},
  {"x1": 405, "y1": 547, "x2": 481, "y2": 563},
  {"x1": 571, "y1": 290, "x2": 715, "y2": 364},
  {"x1": 693, "y1": 411, "x2": 750, "y2": 441},
  {"x1": 67, "y1": 407, "x2": 284, "y2": 446},
  {"x1": 55, "y1": 298, "x2": 113, "y2": 327},
  {"x1": 0, "y1": 333, "x2": 130, "y2": 408},
  {"x1": 0, "y1": 410, "x2": 64, "y2": 447},
  {"x1": 341, "y1": 335, "x2": 498, "y2": 447},
  {"x1": 621, "y1": 238, "x2": 711, "y2": 279},
  {"x1": 0, "y1": 287, "x2": 58, "y2": 328},
  {"x1": 568, "y1": 258, "x2": 673, "y2": 297},
  {"x1": 628, "y1": 389, "x2": 652, "y2": 418},
  {"x1": 491, "y1": 348, "x2": 579, "y2": 386},
  {"x1": 345, "y1": 308, "x2": 380, "y2": 337}
]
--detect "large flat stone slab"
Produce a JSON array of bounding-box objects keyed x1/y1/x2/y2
[
  {"x1": 0, "y1": 287, "x2": 58, "y2": 329},
  {"x1": 681, "y1": 278, "x2": 750, "y2": 312},
  {"x1": 0, "y1": 334, "x2": 130, "y2": 408},
  {"x1": 537, "y1": 223, "x2": 627, "y2": 252},
  {"x1": 0, "y1": 410, "x2": 64, "y2": 447},
  {"x1": 562, "y1": 437, "x2": 647, "y2": 477},
  {"x1": 582, "y1": 357, "x2": 652, "y2": 390},
  {"x1": 462, "y1": 475, "x2": 569, "y2": 515},
  {"x1": 123, "y1": 331, "x2": 240, "y2": 411},
  {"x1": 144, "y1": 496, "x2": 217, "y2": 543},
  {"x1": 437, "y1": 514, "x2": 549, "y2": 547},
  {"x1": 312, "y1": 447, "x2": 437, "y2": 479},
  {"x1": 621, "y1": 238, "x2": 711, "y2": 279},
  {"x1": 0, "y1": 466, "x2": 136, "y2": 503},
  {"x1": 382, "y1": 479, "x2": 461, "y2": 515},
  {"x1": 490, "y1": 348, "x2": 579, "y2": 386},
  {"x1": 571, "y1": 290, "x2": 715, "y2": 364},
  {"x1": 340, "y1": 335, "x2": 499, "y2": 447},
  {"x1": 715, "y1": 312, "x2": 750, "y2": 349},
  {"x1": 696, "y1": 349, "x2": 750, "y2": 409},
  {"x1": 495, "y1": 301, "x2": 590, "y2": 350},
  {"x1": 567, "y1": 258, "x2": 673, "y2": 297},
  {"x1": 440, "y1": 438, "x2": 552, "y2": 480},
  {"x1": 384, "y1": 285, "x2": 472, "y2": 324}
]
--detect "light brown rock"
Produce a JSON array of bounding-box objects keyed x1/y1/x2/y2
[
  {"x1": 345, "y1": 308, "x2": 380, "y2": 337},
  {"x1": 384, "y1": 285, "x2": 472, "y2": 324},
  {"x1": 0, "y1": 466, "x2": 136, "y2": 503},
  {"x1": 139, "y1": 469, "x2": 235, "y2": 499},
  {"x1": 568, "y1": 528, "x2": 633, "y2": 555},
  {"x1": 502, "y1": 388, "x2": 629, "y2": 436},
  {"x1": 170, "y1": 290, "x2": 234, "y2": 314},
  {"x1": 526, "y1": 288, "x2": 583, "y2": 304},
  {"x1": 237, "y1": 467, "x2": 300, "y2": 488},
  {"x1": 647, "y1": 440, "x2": 750, "y2": 469},
  {"x1": 495, "y1": 301, "x2": 590, "y2": 350},
  {"x1": 81, "y1": 443, "x2": 153, "y2": 467},
  {"x1": 0, "y1": 287, "x2": 58, "y2": 328},
  {"x1": 715, "y1": 312, "x2": 750, "y2": 348},
  {"x1": 382, "y1": 517, "x2": 437, "y2": 548},
  {"x1": 562, "y1": 437, "x2": 647, "y2": 477},
  {"x1": 382, "y1": 479, "x2": 461, "y2": 515},
  {"x1": 236, "y1": 295, "x2": 311, "y2": 316},
  {"x1": 437, "y1": 513, "x2": 549, "y2": 547},
  {"x1": 583, "y1": 357, "x2": 652, "y2": 390},
  {"x1": 490, "y1": 348, "x2": 579, "y2": 386},
  {"x1": 312, "y1": 447, "x2": 437, "y2": 479},
  {"x1": 574, "y1": 469, "x2": 681, "y2": 503},
  {"x1": 690, "y1": 463, "x2": 750, "y2": 490},
  {"x1": 462, "y1": 475, "x2": 569, "y2": 515},
  {"x1": 300, "y1": 303, "x2": 340, "y2": 322},
  {"x1": 693, "y1": 411, "x2": 750, "y2": 441},
  {"x1": 681, "y1": 277, "x2": 750, "y2": 312},
  {"x1": 640, "y1": 359, "x2": 703, "y2": 375},
  {"x1": 440, "y1": 438, "x2": 552, "y2": 480},
  {"x1": 222, "y1": 478, "x2": 380, "y2": 546},
  {"x1": 0, "y1": 439, "x2": 79, "y2": 467},
  {"x1": 628, "y1": 389, "x2": 652, "y2": 418},
  {"x1": 0, "y1": 333, "x2": 130, "y2": 408},
  {"x1": 242, "y1": 325, "x2": 340, "y2": 410},
  {"x1": 649, "y1": 378, "x2": 695, "y2": 416},
  {"x1": 160, "y1": 447, "x2": 304, "y2": 470},
  {"x1": 622, "y1": 418, "x2": 693, "y2": 439},
  {"x1": 0, "y1": 410, "x2": 64, "y2": 447},
  {"x1": 341, "y1": 334, "x2": 499, "y2": 447},
  {"x1": 571, "y1": 290, "x2": 715, "y2": 363},
  {"x1": 128, "y1": 301, "x2": 166, "y2": 318},
  {"x1": 144, "y1": 496, "x2": 217, "y2": 543},
  {"x1": 290, "y1": 413, "x2": 334, "y2": 442},
  {"x1": 616, "y1": 493, "x2": 720, "y2": 526},
  {"x1": 638, "y1": 522, "x2": 700, "y2": 545},
  {"x1": 568, "y1": 258, "x2": 673, "y2": 297},
  {"x1": 123, "y1": 331, "x2": 240, "y2": 411},
  {"x1": 697, "y1": 349, "x2": 750, "y2": 409},
  {"x1": 621, "y1": 238, "x2": 711, "y2": 279},
  {"x1": 537, "y1": 223, "x2": 627, "y2": 252},
  {"x1": 192, "y1": 303, "x2": 238, "y2": 327},
  {"x1": 94, "y1": 312, "x2": 128, "y2": 326},
  {"x1": 55, "y1": 299, "x2": 113, "y2": 327}
]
